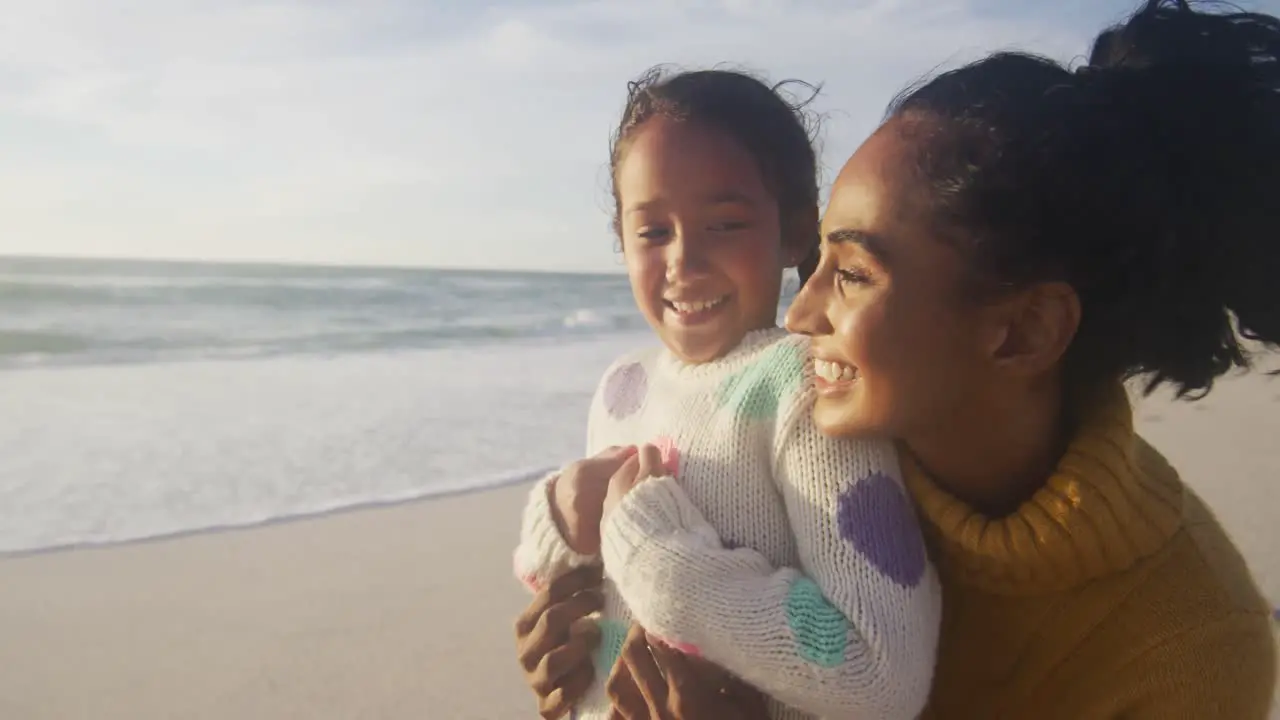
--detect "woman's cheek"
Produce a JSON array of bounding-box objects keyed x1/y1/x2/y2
[{"x1": 835, "y1": 303, "x2": 881, "y2": 372}]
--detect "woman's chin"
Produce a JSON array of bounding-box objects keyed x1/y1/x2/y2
[{"x1": 812, "y1": 394, "x2": 878, "y2": 438}]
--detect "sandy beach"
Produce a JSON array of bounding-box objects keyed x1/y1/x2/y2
[
  {"x1": 1, "y1": 370, "x2": 1277, "y2": 719},
  {"x1": 0, "y1": 483, "x2": 536, "y2": 720}
]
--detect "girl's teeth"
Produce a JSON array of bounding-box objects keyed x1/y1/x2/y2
[
  {"x1": 671, "y1": 297, "x2": 726, "y2": 314},
  {"x1": 814, "y1": 359, "x2": 856, "y2": 383}
]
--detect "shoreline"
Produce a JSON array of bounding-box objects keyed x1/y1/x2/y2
[{"x1": 0, "y1": 465, "x2": 555, "y2": 561}]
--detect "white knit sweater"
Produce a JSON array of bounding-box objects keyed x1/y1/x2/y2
[{"x1": 513, "y1": 328, "x2": 941, "y2": 720}]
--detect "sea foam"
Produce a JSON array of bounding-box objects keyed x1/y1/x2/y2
[{"x1": 0, "y1": 333, "x2": 649, "y2": 554}]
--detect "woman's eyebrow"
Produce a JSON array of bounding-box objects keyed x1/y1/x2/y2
[{"x1": 825, "y1": 228, "x2": 891, "y2": 263}]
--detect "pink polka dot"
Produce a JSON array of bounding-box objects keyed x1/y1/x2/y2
[
  {"x1": 512, "y1": 553, "x2": 541, "y2": 592},
  {"x1": 651, "y1": 435, "x2": 680, "y2": 476},
  {"x1": 649, "y1": 633, "x2": 701, "y2": 657}
]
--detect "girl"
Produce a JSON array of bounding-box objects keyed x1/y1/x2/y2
[
  {"x1": 512, "y1": 68, "x2": 942, "y2": 720},
  {"x1": 518, "y1": 1, "x2": 1279, "y2": 717}
]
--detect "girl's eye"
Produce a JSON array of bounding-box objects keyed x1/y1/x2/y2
[{"x1": 637, "y1": 227, "x2": 671, "y2": 242}]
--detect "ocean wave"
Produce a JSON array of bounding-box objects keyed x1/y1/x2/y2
[
  {"x1": 0, "y1": 464, "x2": 557, "y2": 557},
  {"x1": 0, "y1": 259, "x2": 642, "y2": 370},
  {"x1": 0, "y1": 314, "x2": 647, "y2": 368},
  {"x1": 0, "y1": 330, "x2": 92, "y2": 357}
]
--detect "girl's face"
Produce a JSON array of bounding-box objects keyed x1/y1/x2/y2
[
  {"x1": 615, "y1": 116, "x2": 798, "y2": 364},
  {"x1": 786, "y1": 119, "x2": 1008, "y2": 440}
]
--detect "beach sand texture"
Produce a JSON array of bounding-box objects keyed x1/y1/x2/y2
[{"x1": 0, "y1": 370, "x2": 1276, "y2": 719}]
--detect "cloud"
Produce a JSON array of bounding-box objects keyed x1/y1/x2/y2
[{"x1": 0, "y1": 0, "x2": 1111, "y2": 270}]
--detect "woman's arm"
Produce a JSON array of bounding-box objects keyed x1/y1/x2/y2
[
  {"x1": 1105, "y1": 613, "x2": 1276, "y2": 718},
  {"x1": 514, "y1": 566, "x2": 605, "y2": 719},
  {"x1": 599, "y1": 410, "x2": 942, "y2": 718}
]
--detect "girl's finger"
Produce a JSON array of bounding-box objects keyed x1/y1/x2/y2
[
  {"x1": 635, "y1": 444, "x2": 664, "y2": 480},
  {"x1": 610, "y1": 454, "x2": 641, "y2": 491}
]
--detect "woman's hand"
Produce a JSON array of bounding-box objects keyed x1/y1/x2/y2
[
  {"x1": 602, "y1": 444, "x2": 666, "y2": 525},
  {"x1": 606, "y1": 625, "x2": 771, "y2": 720},
  {"x1": 514, "y1": 566, "x2": 605, "y2": 719}
]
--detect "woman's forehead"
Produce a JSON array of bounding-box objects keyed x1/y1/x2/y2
[{"x1": 822, "y1": 129, "x2": 910, "y2": 238}]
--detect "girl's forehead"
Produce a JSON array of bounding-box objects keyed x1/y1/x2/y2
[{"x1": 616, "y1": 119, "x2": 773, "y2": 206}]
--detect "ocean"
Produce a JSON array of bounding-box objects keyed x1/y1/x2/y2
[
  {"x1": 0, "y1": 256, "x2": 798, "y2": 554},
  {"x1": 0, "y1": 255, "x2": 648, "y2": 370}
]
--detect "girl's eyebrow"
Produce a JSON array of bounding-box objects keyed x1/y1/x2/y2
[
  {"x1": 624, "y1": 199, "x2": 664, "y2": 215},
  {"x1": 625, "y1": 191, "x2": 757, "y2": 215},
  {"x1": 703, "y1": 191, "x2": 756, "y2": 206}
]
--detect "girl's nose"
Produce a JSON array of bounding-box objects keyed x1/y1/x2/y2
[{"x1": 664, "y1": 234, "x2": 711, "y2": 283}]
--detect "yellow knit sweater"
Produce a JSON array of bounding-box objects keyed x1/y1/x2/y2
[{"x1": 902, "y1": 385, "x2": 1277, "y2": 719}]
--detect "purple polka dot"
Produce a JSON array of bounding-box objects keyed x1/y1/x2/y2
[
  {"x1": 604, "y1": 362, "x2": 647, "y2": 419},
  {"x1": 837, "y1": 472, "x2": 927, "y2": 588},
  {"x1": 723, "y1": 539, "x2": 743, "y2": 551}
]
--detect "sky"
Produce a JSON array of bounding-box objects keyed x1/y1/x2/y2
[{"x1": 2, "y1": 0, "x2": 1269, "y2": 273}]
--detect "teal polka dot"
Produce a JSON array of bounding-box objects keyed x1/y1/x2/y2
[
  {"x1": 715, "y1": 341, "x2": 806, "y2": 421},
  {"x1": 592, "y1": 618, "x2": 629, "y2": 678},
  {"x1": 784, "y1": 577, "x2": 849, "y2": 668}
]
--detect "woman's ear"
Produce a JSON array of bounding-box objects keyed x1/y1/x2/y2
[{"x1": 989, "y1": 281, "x2": 1081, "y2": 376}]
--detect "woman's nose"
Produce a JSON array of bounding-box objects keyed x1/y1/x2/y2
[{"x1": 785, "y1": 278, "x2": 832, "y2": 336}]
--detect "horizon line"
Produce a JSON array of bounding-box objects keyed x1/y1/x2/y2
[{"x1": 0, "y1": 252, "x2": 628, "y2": 277}]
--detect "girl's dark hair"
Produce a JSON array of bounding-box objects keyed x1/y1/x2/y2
[
  {"x1": 887, "y1": 0, "x2": 1280, "y2": 398},
  {"x1": 609, "y1": 66, "x2": 823, "y2": 283}
]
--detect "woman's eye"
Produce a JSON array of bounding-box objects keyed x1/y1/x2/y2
[{"x1": 836, "y1": 267, "x2": 872, "y2": 287}]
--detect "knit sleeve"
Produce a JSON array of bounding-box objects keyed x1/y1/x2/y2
[
  {"x1": 599, "y1": 391, "x2": 942, "y2": 717},
  {"x1": 510, "y1": 362, "x2": 615, "y2": 591},
  {"x1": 1104, "y1": 612, "x2": 1276, "y2": 719},
  {"x1": 511, "y1": 471, "x2": 598, "y2": 592}
]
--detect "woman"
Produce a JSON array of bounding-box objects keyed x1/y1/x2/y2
[{"x1": 515, "y1": 0, "x2": 1279, "y2": 717}]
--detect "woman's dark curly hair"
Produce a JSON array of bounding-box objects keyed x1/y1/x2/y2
[
  {"x1": 608, "y1": 66, "x2": 824, "y2": 283},
  {"x1": 888, "y1": 0, "x2": 1280, "y2": 398}
]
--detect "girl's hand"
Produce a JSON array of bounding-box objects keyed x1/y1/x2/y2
[
  {"x1": 514, "y1": 566, "x2": 605, "y2": 719},
  {"x1": 602, "y1": 443, "x2": 665, "y2": 525},
  {"x1": 552, "y1": 446, "x2": 637, "y2": 555},
  {"x1": 606, "y1": 624, "x2": 771, "y2": 720}
]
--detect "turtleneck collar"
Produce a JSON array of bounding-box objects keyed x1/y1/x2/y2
[{"x1": 900, "y1": 383, "x2": 1185, "y2": 596}]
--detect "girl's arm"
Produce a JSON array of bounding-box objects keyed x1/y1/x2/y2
[
  {"x1": 512, "y1": 470, "x2": 597, "y2": 592},
  {"x1": 511, "y1": 364, "x2": 616, "y2": 591},
  {"x1": 599, "y1": 394, "x2": 941, "y2": 718}
]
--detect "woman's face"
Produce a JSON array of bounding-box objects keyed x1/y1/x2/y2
[{"x1": 786, "y1": 118, "x2": 1007, "y2": 440}]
